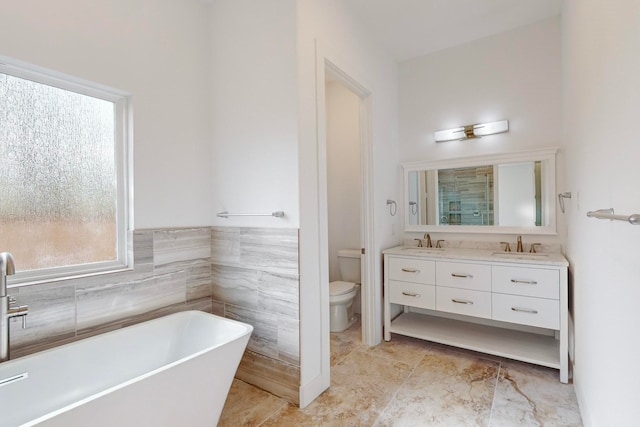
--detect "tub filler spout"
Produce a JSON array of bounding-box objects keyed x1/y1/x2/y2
[{"x1": 1, "y1": 252, "x2": 28, "y2": 363}]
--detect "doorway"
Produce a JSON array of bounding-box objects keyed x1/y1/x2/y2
[
  {"x1": 320, "y1": 61, "x2": 375, "y2": 349},
  {"x1": 298, "y1": 50, "x2": 376, "y2": 407},
  {"x1": 325, "y1": 73, "x2": 362, "y2": 333}
]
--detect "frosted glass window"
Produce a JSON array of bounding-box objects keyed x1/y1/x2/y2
[{"x1": 0, "y1": 61, "x2": 130, "y2": 281}]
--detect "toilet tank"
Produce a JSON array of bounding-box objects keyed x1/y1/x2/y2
[{"x1": 337, "y1": 249, "x2": 361, "y2": 283}]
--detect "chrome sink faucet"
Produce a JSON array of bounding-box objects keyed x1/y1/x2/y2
[{"x1": 1, "y1": 252, "x2": 28, "y2": 362}]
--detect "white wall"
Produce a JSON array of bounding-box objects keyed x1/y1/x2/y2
[
  {"x1": 297, "y1": 0, "x2": 401, "y2": 405},
  {"x1": 209, "y1": 0, "x2": 299, "y2": 228},
  {"x1": 206, "y1": 0, "x2": 400, "y2": 406},
  {"x1": 399, "y1": 17, "x2": 563, "y2": 245},
  {"x1": 2, "y1": 0, "x2": 399, "y2": 409},
  {"x1": 0, "y1": 0, "x2": 213, "y2": 228},
  {"x1": 562, "y1": 1, "x2": 640, "y2": 425},
  {"x1": 326, "y1": 82, "x2": 361, "y2": 282}
]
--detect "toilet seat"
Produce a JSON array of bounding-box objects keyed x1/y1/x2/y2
[{"x1": 329, "y1": 281, "x2": 356, "y2": 296}]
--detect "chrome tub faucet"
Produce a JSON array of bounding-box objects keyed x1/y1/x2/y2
[
  {"x1": 1, "y1": 252, "x2": 28, "y2": 362},
  {"x1": 0, "y1": 252, "x2": 15, "y2": 293}
]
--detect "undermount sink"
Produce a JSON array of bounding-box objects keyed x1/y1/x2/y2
[
  {"x1": 401, "y1": 247, "x2": 445, "y2": 253},
  {"x1": 491, "y1": 252, "x2": 548, "y2": 258}
]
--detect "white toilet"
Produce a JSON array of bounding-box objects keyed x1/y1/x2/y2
[{"x1": 329, "y1": 249, "x2": 361, "y2": 332}]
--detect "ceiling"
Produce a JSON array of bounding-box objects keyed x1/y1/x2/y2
[{"x1": 344, "y1": 0, "x2": 562, "y2": 62}]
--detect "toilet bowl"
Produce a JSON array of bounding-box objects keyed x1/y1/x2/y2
[
  {"x1": 329, "y1": 249, "x2": 361, "y2": 332},
  {"x1": 329, "y1": 281, "x2": 360, "y2": 332}
]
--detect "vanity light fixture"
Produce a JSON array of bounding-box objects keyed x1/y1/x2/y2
[{"x1": 434, "y1": 119, "x2": 509, "y2": 142}]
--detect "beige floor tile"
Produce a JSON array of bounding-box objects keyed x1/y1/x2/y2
[
  {"x1": 489, "y1": 361, "x2": 583, "y2": 427},
  {"x1": 374, "y1": 346, "x2": 500, "y2": 427},
  {"x1": 365, "y1": 333, "x2": 432, "y2": 368},
  {"x1": 217, "y1": 379, "x2": 287, "y2": 427},
  {"x1": 427, "y1": 341, "x2": 504, "y2": 364},
  {"x1": 330, "y1": 320, "x2": 362, "y2": 366},
  {"x1": 261, "y1": 348, "x2": 414, "y2": 426},
  {"x1": 220, "y1": 328, "x2": 583, "y2": 427}
]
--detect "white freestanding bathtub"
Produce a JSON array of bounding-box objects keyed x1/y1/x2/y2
[{"x1": 0, "y1": 310, "x2": 252, "y2": 427}]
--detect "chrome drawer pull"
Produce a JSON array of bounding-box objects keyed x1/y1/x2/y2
[
  {"x1": 451, "y1": 273, "x2": 473, "y2": 279},
  {"x1": 510, "y1": 279, "x2": 538, "y2": 285},
  {"x1": 511, "y1": 307, "x2": 538, "y2": 314},
  {"x1": 401, "y1": 268, "x2": 420, "y2": 273},
  {"x1": 402, "y1": 292, "x2": 420, "y2": 297},
  {"x1": 451, "y1": 298, "x2": 473, "y2": 305}
]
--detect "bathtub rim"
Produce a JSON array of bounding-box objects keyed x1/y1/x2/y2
[{"x1": 4, "y1": 310, "x2": 252, "y2": 427}]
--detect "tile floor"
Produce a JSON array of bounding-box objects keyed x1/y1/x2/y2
[{"x1": 219, "y1": 322, "x2": 582, "y2": 426}]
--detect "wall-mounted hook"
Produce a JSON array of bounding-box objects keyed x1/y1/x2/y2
[
  {"x1": 386, "y1": 199, "x2": 397, "y2": 216},
  {"x1": 558, "y1": 192, "x2": 572, "y2": 213},
  {"x1": 409, "y1": 201, "x2": 417, "y2": 215}
]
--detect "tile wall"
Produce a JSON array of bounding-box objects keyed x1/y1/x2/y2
[
  {"x1": 7, "y1": 226, "x2": 300, "y2": 404},
  {"x1": 438, "y1": 165, "x2": 494, "y2": 226},
  {"x1": 210, "y1": 227, "x2": 300, "y2": 404}
]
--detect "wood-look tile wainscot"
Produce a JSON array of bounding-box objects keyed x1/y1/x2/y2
[
  {"x1": 8, "y1": 226, "x2": 301, "y2": 407},
  {"x1": 211, "y1": 227, "x2": 300, "y2": 404},
  {"x1": 8, "y1": 227, "x2": 214, "y2": 357}
]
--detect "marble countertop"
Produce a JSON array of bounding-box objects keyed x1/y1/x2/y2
[{"x1": 382, "y1": 245, "x2": 568, "y2": 267}]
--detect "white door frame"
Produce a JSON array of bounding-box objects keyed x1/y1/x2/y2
[
  {"x1": 298, "y1": 39, "x2": 378, "y2": 408},
  {"x1": 315, "y1": 46, "x2": 377, "y2": 381},
  {"x1": 324, "y1": 61, "x2": 375, "y2": 343}
]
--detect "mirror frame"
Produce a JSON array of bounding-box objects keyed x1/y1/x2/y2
[{"x1": 403, "y1": 147, "x2": 558, "y2": 235}]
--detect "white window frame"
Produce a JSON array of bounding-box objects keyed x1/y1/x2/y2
[{"x1": 0, "y1": 55, "x2": 133, "y2": 285}]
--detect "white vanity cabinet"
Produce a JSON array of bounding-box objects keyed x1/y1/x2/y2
[
  {"x1": 491, "y1": 266, "x2": 561, "y2": 330},
  {"x1": 383, "y1": 247, "x2": 569, "y2": 383},
  {"x1": 387, "y1": 257, "x2": 436, "y2": 310},
  {"x1": 434, "y1": 261, "x2": 492, "y2": 319}
]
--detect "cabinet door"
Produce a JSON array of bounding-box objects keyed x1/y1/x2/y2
[
  {"x1": 436, "y1": 286, "x2": 492, "y2": 319},
  {"x1": 389, "y1": 257, "x2": 436, "y2": 284},
  {"x1": 492, "y1": 266, "x2": 559, "y2": 299},
  {"x1": 389, "y1": 281, "x2": 435, "y2": 309},
  {"x1": 492, "y1": 293, "x2": 559, "y2": 329},
  {"x1": 436, "y1": 261, "x2": 491, "y2": 291}
]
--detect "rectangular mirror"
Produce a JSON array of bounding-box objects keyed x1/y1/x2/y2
[{"x1": 404, "y1": 148, "x2": 557, "y2": 234}]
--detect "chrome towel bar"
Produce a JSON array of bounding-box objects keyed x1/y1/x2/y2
[
  {"x1": 586, "y1": 208, "x2": 640, "y2": 225},
  {"x1": 217, "y1": 211, "x2": 285, "y2": 218}
]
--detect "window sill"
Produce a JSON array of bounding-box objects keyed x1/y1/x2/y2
[{"x1": 7, "y1": 265, "x2": 135, "y2": 290}]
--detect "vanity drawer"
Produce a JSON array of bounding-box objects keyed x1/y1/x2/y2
[
  {"x1": 389, "y1": 280, "x2": 435, "y2": 309},
  {"x1": 492, "y1": 266, "x2": 559, "y2": 299},
  {"x1": 436, "y1": 286, "x2": 491, "y2": 319},
  {"x1": 492, "y1": 293, "x2": 559, "y2": 329},
  {"x1": 436, "y1": 261, "x2": 491, "y2": 291},
  {"x1": 388, "y1": 257, "x2": 435, "y2": 284}
]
